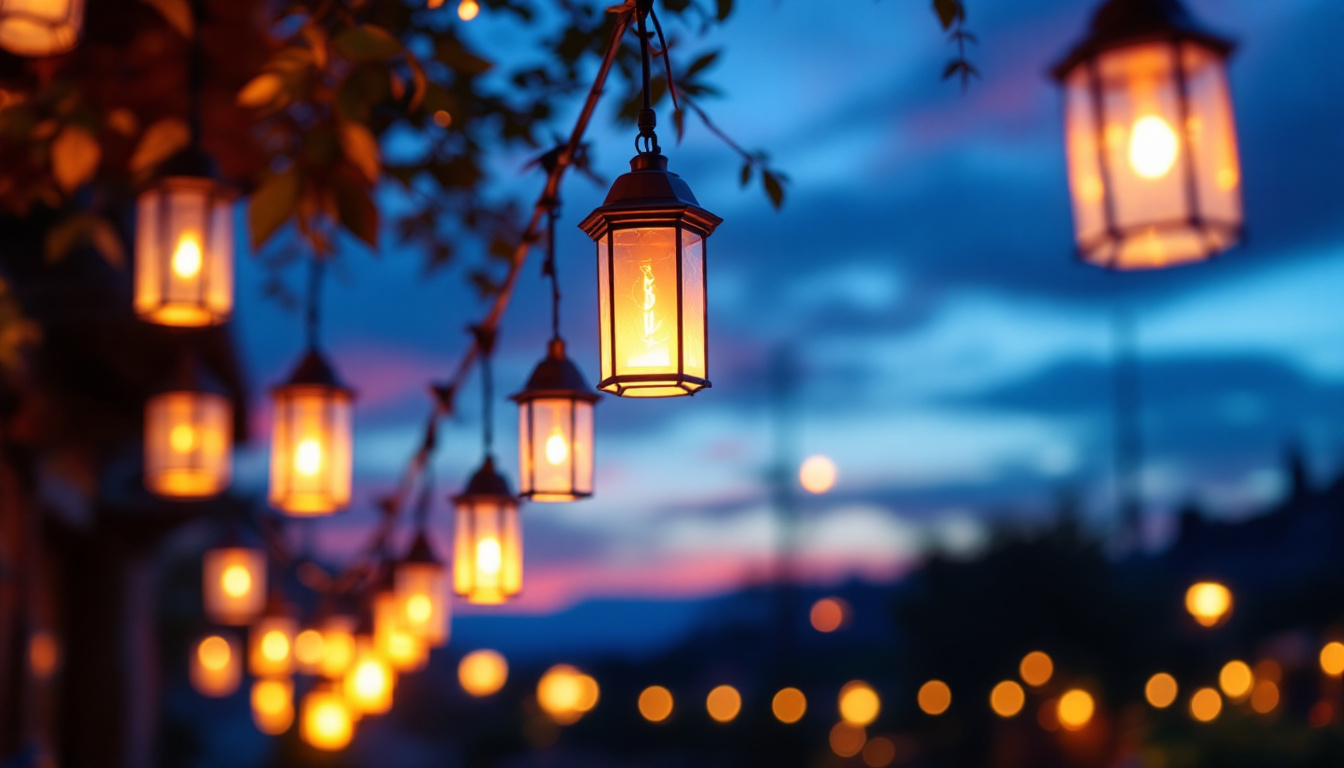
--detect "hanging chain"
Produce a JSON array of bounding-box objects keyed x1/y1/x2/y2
[
  {"x1": 634, "y1": 1, "x2": 678, "y2": 156},
  {"x1": 544, "y1": 202, "x2": 561, "y2": 341},
  {"x1": 306, "y1": 256, "x2": 326, "y2": 350}
]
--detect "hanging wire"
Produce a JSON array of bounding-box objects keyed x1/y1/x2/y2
[
  {"x1": 634, "y1": 1, "x2": 678, "y2": 155},
  {"x1": 413, "y1": 470, "x2": 435, "y2": 528},
  {"x1": 543, "y1": 200, "x2": 562, "y2": 341},
  {"x1": 187, "y1": 0, "x2": 205, "y2": 147},
  {"x1": 473, "y1": 325, "x2": 497, "y2": 456},
  {"x1": 306, "y1": 256, "x2": 326, "y2": 350}
]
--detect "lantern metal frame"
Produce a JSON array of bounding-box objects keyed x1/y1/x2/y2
[
  {"x1": 1051, "y1": 0, "x2": 1241, "y2": 269},
  {"x1": 269, "y1": 348, "x2": 355, "y2": 515},
  {"x1": 511, "y1": 338, "x2": 601, "y2": 501},
  {"x1": 452, "y1": 456, "x2": 522, "y2": 605},
  {"x1": 145, "y1": 350, "x2": 234, "y2": 499},
  {"x1": 0, "y1": 0, "x2": 84, "y2": 57}
]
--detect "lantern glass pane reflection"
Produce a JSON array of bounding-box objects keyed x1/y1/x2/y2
[
  {"x1": 134, "y1": 177, "x2": 234, "y2": 327},
  {"x1": 269, "y1": 385, "x2": 353, "y2": 516},
  {"x1": 0, "y1": 0, "x2": 83, "y2": 57},
  {"x1": 145, "y1": 391, "x2": 231, "y2": 498},
  {"x1": 453, "y1": 498, "x2": 521, "y2": 605},
  {"x1": 202, "y1": 547, "x2": 265, "y2": 626}
]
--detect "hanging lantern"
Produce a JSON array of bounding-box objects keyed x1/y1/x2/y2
[
  {"x1": 343, "y1": 638, "x2": 395, "y2": 716},
  {"x1": 251, "y1": 678, "x2": 295, "y2": 735},
  {"x1": 372, "y1": 570, "x2": 427, "y2": 673},
  {"x1": 134, "y1": 150, "x2": 235, "y2": 327},
  {"x1": 0, "y1": 0, "x2": 83, "y2": 57},
  {"x1": 293, "y1": 627, "x2": 326, "y2": 675},
  {"x1": 512, "y1": 339, "x2": 600, "y2": 501},
  {"x1": 395, "y1": 531, "x2": 450, "y2": 647},
  {"x1": 301, "y1": 686, "x2": 355, "y2": 751},
  {"x1": 453, "y1": 458, "x2": 522, "y2": 605},
  {"x1": 144, "y1": 354, "x2": 232, "y2": 499},
  {"x1": 269, "y1": 349, "x2": 354, "y2": 516},
  {"x1": 190, "y1": 633, "x2": 242, "y2": 698},
  {"x1": 318, "y1": 614, "x2": 358, "y2": 679},
  {"x1": 249, "y1": 607, "x2": 297, "y2": 678},
  {"x1": 1053, "y1": 0, "x2": 1242, "y2": 270},
  {"x1": 202, "y1": 546, "x2": 266, "y2": 626}
]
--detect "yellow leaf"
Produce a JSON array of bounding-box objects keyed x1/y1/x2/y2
[
  {"x1": 51, "y1": 126, "x2": 100, "y2": 193},
  {"x1": 129, "y1": 118, "x2": 190, "y2": 174},
  {"x1": 140, "y1": 0, "x2": 193, "y2": 38},
  {"x1": 237, "y1": 73, "x2": 284, "y2": 109},
  {"x1": 340, "y1": 123, "x2": 380, "y2": 184},
  {"x1": 107, "y1": 108, "x2": 138, "y2": 136}
]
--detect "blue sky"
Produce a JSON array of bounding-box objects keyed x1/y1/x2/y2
[{"x1": 227, "y1": 0, "x2": 1344, "y2": 613}]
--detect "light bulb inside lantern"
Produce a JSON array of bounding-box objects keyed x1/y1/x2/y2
[
  {"x1": 628, "y1": 257, "x2": 671, "y2": 369},
  {"x1": 545, "y1": 429, "x2": 569, "y2": 466},
  {"x1": 477, "y1": 537, "x2": 502, "y2": 575},
  {"x1": 406, "y1": 594, "x2": 433, "y2": 625},
  {"x1": 262, "y1": 630, "x2": 290, "y2": 663},
  {"x1": 295, "y1": 439, "x2": 324, "y2": 477},
  {"x1": 199, "y1": 636, "x2": 231, "y2": 671},
  {"x1": 221, "y1": 565, "x2": 252, "y2": 598},
  {"x1": 170, "y1": 423, "x2": 197, "y2": 453},
  {"x1": 1128, "y1": 115, "x2": 1178, "y2": 179},
  {"x1": 172, "y1": 235, "x2": 204, "y2": 279}
]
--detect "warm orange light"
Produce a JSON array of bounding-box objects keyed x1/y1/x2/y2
[
  {"x1": 800, "y1": 455, "x2": 838, "y2": 494},
  {"x1": 639, "y1": 685, "x2": 674, "y2": 723},
  {"x1": 772, "y1": 687, "x2": 807, "y2": 724},
  {"x1": 810, "y1": 597, "x2": 848, "y2": 633},
  {"x1": 28, "y1": 631, "x2": 59, "y2": 680},
  {"x1": 396, "y1": 555, "x2": 450, "y2": 647},
  {"x1": 1185, "y1": 582, "x2": 1232, "y2": 627},
  {"x1": 134, "y1": 177, "x2": 234, "y2": 326},
  {"x1": 1145, "y1": 673, "x2": 1178, "y2": 709},
  {"x1": 294, "y1": 629, "x2": 325, "y2": 674},
  {"x1": 318, "y1": 616, "x2": 357, "y2": 679},
  {"x1": 249, "y1": 616, "x2": 297, "y2": 678},
  {"x1": 1190, "y1": 687, "x2": 1222, "y2": 722},
  {"x1": 1250, "y1": 680, "x2": 1279, "y2": 714},
  {"x1": 1321, "y1": 642, "x2": 1344, "y2": 677},
  {"x1": 514, "y1": 347, "x2": 600, "y2": 503},
  {"x1": 706, "y1": 685, "x2": 742, "y2": 723},
  {"x1": 202, "y1": 548, "x2": 265, "y2": 626},
  {"x1": 191, "y1": 634, "x2": 241, "y2": 698},
  {"x1": 269, "y1": 353, "x2": 354, "y2": 516},
  {"x1": 373, "y1": 590, "x2": 426, "y2": 672},
  {"x1": 0, "y1": 0, "x2": 83, "y2": 56},
  {"x1": 301, "y1": 687, "x2": 354, "y2": 751},
  {"x1": 251, "y1": 678, "x2": 295, "y2": 735},
  {"x1": 839, "y1": 681, "x2": 880, "y2": 726},
  {"x1": 1057, "y1": 689, "x2": 1094, "y2": 731},
  {"x1": 457, "y1": 0, "x2": 478, "y2": 21},
  {"x1": 344, "y1": 641, "x2": 394, "y2": 716},
  {"x1": 1219, "y1": 660, "x2": 1253, "y2": 700},
  {"x1": 990, "y1": 680, "x2": 1025, "y2": 718},
  {"x1": 1128, "y1": 115, "x2": 1179, "y2": 179},
  {"x1": 458, "y1": 649, "x2": 508, "y2": 697},
  {"x1": 829, "y1": 722, "x2": 866, "y2": 758},
  {"x1": 454, "y1": 483, "x2": 522, "y2": 605},
  {"x1": 1020, "y1": 651, "x2": 1054, "y2": 687},
  {"x1": 862, "y1": 736, "x2": 898, "y2": 768},
  {"x1": 537, "y1": 664, "x2": 597, "y2": 725},
  {"x1": 917, "y1": 681, "x2": 951, "y2": 716},
  {"x1": 145, "y1": 391, "x2": 232, "y2": 498}
]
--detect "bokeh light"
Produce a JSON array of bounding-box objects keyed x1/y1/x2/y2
[
  {"x1": 537, "y1": 665, "x2": 597, "y2": 725},
  {"x1": 799, "y1": 455, "x2": 837, "y2": 494},
  {"x1": 251, "y1": 678, "x2": 295, "y2": 735},
  {"x1": 294, "y1": 629, "x2": 325, "y2": 673},
  {"x1": 829, "y1": 722, "x2": 866, "y2": 757},
  {"x1": 1057, "y1": 689, "x2": 1094, "y2": 731},
  {"x1": 810, "y1": 597, "x2": 849, "y2": 633},
  {"x1": 839, "y1": 681, "x2": 880, "y2": 726},
  {"x1": 706, "y1": 685, "x2": 742, "y2": 723},
  {"x1": 459, "y1": 649, "x2": 508, "y2": 697},
  {"x1": 1185, "y1": 582, "x2": 1232, "y2": 627},
  {"x1": 990, "y1": 680, "x2": 1025, "y2": 718},
  {"x1": 1145, "y1": 673, "x2": 1178, "y2": 709},
  {"x1": 29, "y1": 632, "x2": 59, "y2": 680},
  {"x1": 1191, "y1": 688, "x2": 1223, "y2": 722},
  {"x1": 918, "y1": 680, "x2": 951, "y2": 716},
  {"x1": 191, "y1": 634, "x2": 241, "y2": 698},
  {"x1": 772, "y1": 687, "x2": 807, "y2": 724},
  {"x1": 1310, "y1": 701, "x2": 1334, "y2": 728},
  {"x1": 639, "y1": 685, "x2": 674, "y2": 723},
  {"x1": 862, "y1": 736, "x2": 897, "y2": 768},
  {"x1": 1219, "y1": 660, "x2": 1254, "y2": 700},
  {"x1": 301, "y1": 688, "x2": 354, "y2": 751},
  {"x1": 457, "y1": 0, "x2": 479, "y2": 21},
  {"x1": 1320, "y1": 642, "x2": 1344, "y2": 677},
  {"x1": 1251, "y1": 680, "x2": 1280, "y2": 714},
  {"x1": 1020, "y1": 651, "x2": 1053, "y2": 688}
]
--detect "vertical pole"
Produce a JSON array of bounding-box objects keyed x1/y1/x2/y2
[{"x1": 1113, "y1": 304, "x2": 1143, "y2": 550}]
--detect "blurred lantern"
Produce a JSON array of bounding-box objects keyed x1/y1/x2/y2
[
  {"x1": 0, "y1": 0, "x2": 83, "y2": 56},
  {"x1": 1219, "y1": 660, "x2": 1253, "y2": 700},
  {"x1": 343, "y1": 638, "x2": 394, "y2": 716},
  {"x1": 579, "y1": 5, "x2": 721, "y2": 398},
  {"x1": 1190, "y1": 687, "x2": 1222, "y2": 722},
  {"x1": 134, "y1": 155, "x2": 235, "y2": 327},
  {"x1": 706, "y1": 684, "x2": 741, "y2": 724},
  {"x1": 457, "y1": 0, "x2": 478, "y2": 21},
  {"x1": 269, "y1": 349, "x2": 354, "y2": 516},
  {"x1": 772, "y1": 687, "x2": 807, "y2": 724},
  {"x1": 839, "y1": 681, "x2": 881, "y2": 726},
  {"x1": 1053, "y1": 0, "x2": 1242, "y2": 270},
  {"x1": 1321, "y1": 642, "x2": 1344, "y2": 677},
  {"x1": 1146, "y1": 672, "x2": 1179, "y2": 709},
  {"x1": 318, "y1": 615, "x2": 358, "y2": 679},
  {"x1": 190, "y1": 633, "x2": 242, "y2": 697},
  {"x1": 458, "y1": 649, "x2": 509, "y2": 697},
  {"x1": 251, "y1": 678, "x2": 295, "y2": 735},
  {"x1": 249, "y1": 603, "x2": 297, "y2": 678},
  {"x1": 514, "y1": 341, "x2": 600, "y2": 502},
  {"x1": 1185, "y1": 580, "x2": 1232, "y2": 627},
  {"x1": 918, "y1": 680, "x2": 952, "y2": 716},
  {"x1": 1058, "y1": 689, "x2": 1096, "y2": 731},
  {"x1": 144, "y1": 353, "x2": 232, "y2": 499},
  {"x1": 202, "y1": 546, "x2": 266, "y2": 626},
  {"x1": 990, "y1": 681, "x2": 1026, "y2": 718},
  {"x1": 453, "y1": 458, "x2": 522, "y2": 605},
  {"x1": 373, "y1": 569, "x2": 426, "y2": 673},
  {"x1": 294, "y1": 628, "x2": 326, "y2": 675},
  {"x1": 537, "y1": 664, "x2": 598, "y2": 725},
  {"x1": 1020, "y1": 651, "x2": 1054, "y2": 687},
  {"x1": 301, "y1": 686, "x2": 354, "y2": 750},
  {"x1": 395, "y1": 529, "x2": 450, "y2": 647}
]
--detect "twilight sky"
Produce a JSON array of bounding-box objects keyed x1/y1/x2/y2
[{"x1": 227, "y1": 0, "x2": 1344, "y2": 614}]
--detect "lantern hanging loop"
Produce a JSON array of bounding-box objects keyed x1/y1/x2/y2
[{"x1": 634, "y1": 0, "x2": 677, "y2": 156}]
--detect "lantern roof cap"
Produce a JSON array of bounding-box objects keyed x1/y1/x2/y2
[
  {"x1": 276, "y1": 347, "x2": 354, "y2": 394},
  {"x1": 511, "y1": 338, "x2": 601, "y2": 403},
  {"x1": 154, "y1": 146, "x2": 224, "y2": 183},
  {"x1": 578, "y1": 152, "x2": 723, "y2": 239},
  {"x1": 454, "y1": 455, "x2": 515, "y2": 502},
  {"x1": 1052, "y1": 0, "x2": 1234, "y2": 80},
  {"x1": 401, "y1": 529, "x2": 443, "y2": 567},
  {"x1": 159, "y1": 349, "x2": 228, "y2": 397}
]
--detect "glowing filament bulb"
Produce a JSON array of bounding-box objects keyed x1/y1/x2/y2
[
  {"x1": 628, "y1": 262, "x2": 670, "y2": 368},
  {"x1": 172, "y1": 235, "x2": 203, "y2": 278},
  {"x1": 477, "y1": 537, "x2": 502, "y2": 575},
  {"x1": 221, "y1": 565, "x2": 252, "y2": 598},
  {"x1": 170, "y1": 424, "x2": 197, "y2": 453},
  {"x1": 545, "y1": 429, "x2": 568, "y2": 466},
  {"x1": 261, "y1": 630, "x2": 290, "y2": 662},
  {"x1": 1129, "y1": 115, "x2": 1179, "y2": 179},
  {"x1": 406, "y1": 595, "x2": 432, "y2": 624},
  {"x1": 295, "y1": 439, "x2": 323, "y2": 477}
]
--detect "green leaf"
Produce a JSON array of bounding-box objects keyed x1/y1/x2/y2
[
  {"x1": 684, "y1": 51, "x2": 719, "y2": 80},
  {"x1": 762, "y1": 171, "x2": 785, "y2": 210},
  {"x1": 249, "y1": 168, "x2": 300, "y2": 249},
  {"x1": 332, "y1": 170, "x2": 379, "y2": 248},
  {"x1": 933, "y1": 0, "x2": 965, "y2": 29},
  {"x1": 332, "y1": 24, "x2": 402, "y2": 63}
]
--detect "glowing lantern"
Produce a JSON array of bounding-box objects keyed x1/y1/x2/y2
[
  {"x1": 395, "y1": 531, "x2": 450, "y2": 647},
  {"x1": 1053, "y1": 0, "x2": 1242, "y2": 270},
  {"x1": 294, "y1": 628, "x2": 326, "y2": 675},
  {"x1": 990, "y1": 681, "x2": 1026, "y2": 718},
  {"x1": 839, "y1": 681, "x2": 881, "y2": 726},
  {"x1": 1185, "y1": 581, "x2": 1232, "y2": 627},
  {"x1": 343, "y1": 639, "x2": 394, "y2": 716},
  {"x1": 772, "y1": 688, "x2": 806, "y2": 724},
  {"x1": 537, "y1": 664, "x2": 599, "y2": 725},
  {"x1": 1146, "y1": 672, "x2": 1179, "y2": 709},
  {"x1": 513, "y1": 339, "x2": 600, "y2": 501},
  {"x1": 453, "y1": 457, "x2": 522, "y2": 605},
  {"x1": 144, "y1": 355, "x2": 232, "y2": 499},
  {"x1": 134, "y1": 155, "x2": 235, "y2": 327},
  {"x1": 269, "y1": 349, "x2": 354, "y2": 516},
  {"x1": 373, "y1": 583, "x2": 426, "y2": 673},
  {"x1": 318, "y1": 615, "x2": 357, "y2": 679},
  {"x1": 0, "y1": 0, "x2": 82, "y2": 57},
  {"x1": 251, "y1": 678, "x2": 295, "y2": 735},
  {"x1": 190, "y1": 633, "x2": 242, "y2": 698},
  {"x1": 1058, "y1": 689, "x2": 1095, "y2": 731},
  {"x1": 202, "y1": 546, "x2": 265, "y2": 626},
  {"x1": 301, "y1": 687, "x2": 354, "y2": 751},
  {"x1": 458, "y1": 649, "x2": 508, "y2": 697},
  {"x1": 249, "y1": 610, "x2": 297, "y2": 678}
]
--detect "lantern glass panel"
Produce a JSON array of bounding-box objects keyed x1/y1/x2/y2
[
  {"x1": 395, "y1": 563, "x2": 449, "y2": 648},
  {"x1": 249, "y1": 615, "x2": 297, "y2": 678},
  {"x1": 1064, "y1": 66, "x2": 1107, "y2": 252},
  {"x1": 134, "y1": 178, "x2": 234, "y2": 327},
  {"x1": 597, "y1": 238, "x2": 612, "y2": 384},
  {"x1": 453, "y1": 499, "x2": 522, "y2": 605},
  {"x1": 0, "y1": 0, "x2": 82, "y2": 56},
  {"x1": 519, "y1": 398, "x2": 594, "y2": 501},
  {"x1": 1181, "y1": 44, "x2": 1241, "y2": 231},
  {"x1": 373, "y1": 591, "x2": 426, "y2": 672},
  {"x1": 318, "y1": 616, "x2": 357, "y2": 679},
  {"x1": 343, "y1": 639, "x2": 394, "y2": 716},
  {"x1": 190, "y1": 634, "x2": 241, "y2": 698},
  {"x1": 145, "y1": 391, "x2": 232, "y2": 498},
  {"x1": 269, "y1": 386, "x2": 353, "y2": 515},
  {"x1": 680, "y1": 231, "x2": 706, "y2": 381},
  {"x1": 251, "y1": 678, "x2": 295, "y2": 735},
  {"x1": 202, "y1": 547, "x2": 266, "y2": 626}
]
